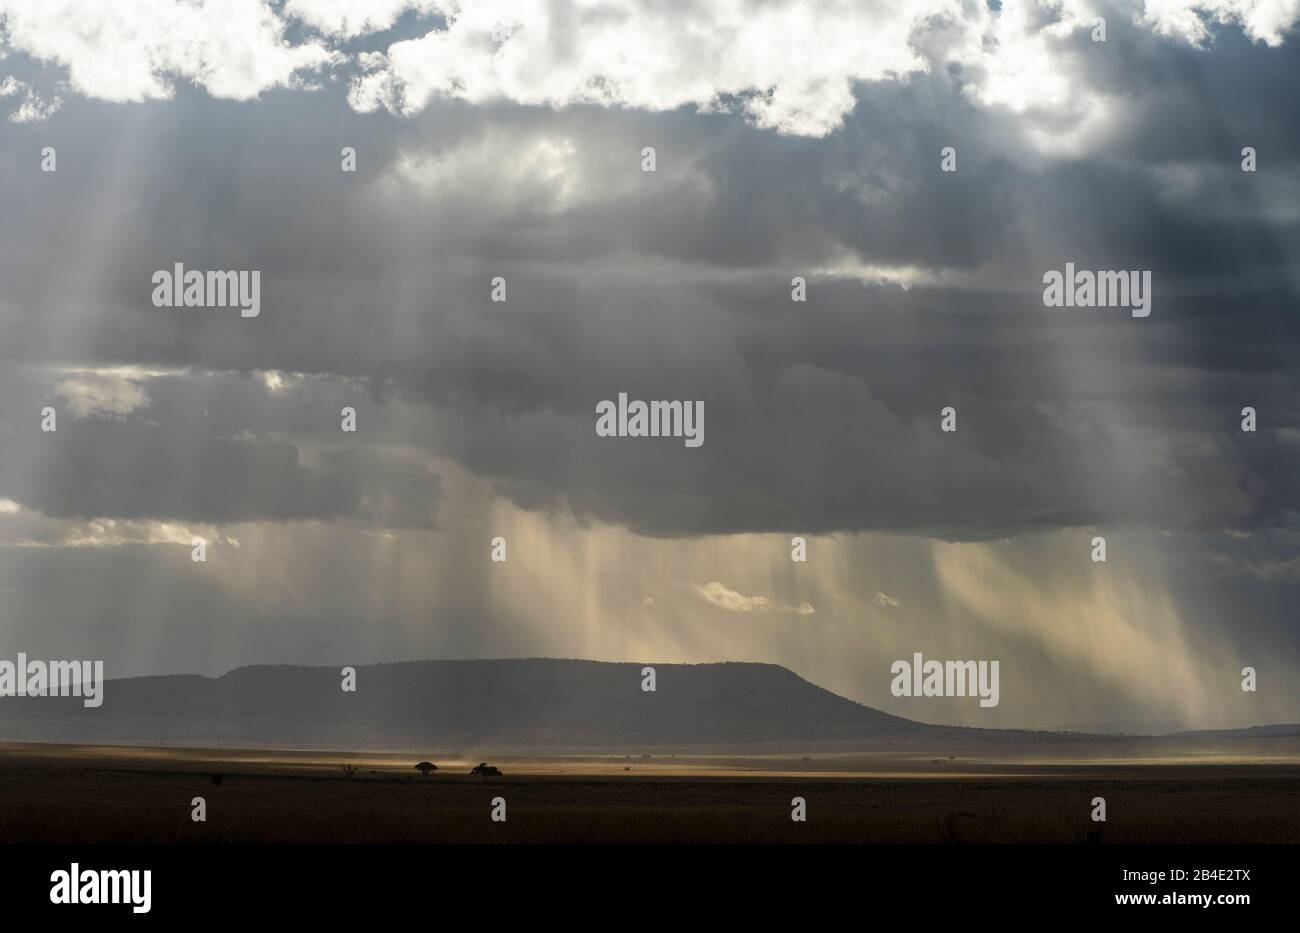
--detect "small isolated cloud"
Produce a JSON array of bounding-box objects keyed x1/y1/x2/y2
[
  {"x1": 874, "y1": 591, "x2": 903, "y2": 609},
  {"x1": 260, "y1": 370, "x2": 291, "y2": 393},
  {"x1": 54, "y1": 372, "x2": 151, "y2": 419},
  {"x1": 0, "y1": 76, "x2": 62, "y2": 122},
  {"x1": 695, "y1": 581, "x2": 814, "y2": 615}
]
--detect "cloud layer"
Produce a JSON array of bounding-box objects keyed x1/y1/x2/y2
[
  {"x1": 4, "y1": 2, "x2": 1299, "y2": 136},
  {"x1": 0, "y1": 2, "x2": 1296, "y2": 727}
]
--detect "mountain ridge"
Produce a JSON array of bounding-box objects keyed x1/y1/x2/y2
[{"x1": 0, "y1": 658, "x2": 1292, "y2": 749}]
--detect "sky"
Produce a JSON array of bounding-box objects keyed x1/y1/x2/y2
[{"x1": 0, "y1": 0, "x2": 1296, "y2": 731}]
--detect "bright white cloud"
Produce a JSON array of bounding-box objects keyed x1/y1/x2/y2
[
  {"x1": 0, "y1": 0, "x2": 341, "y2": 103},
  {"x1": 54, "y1": 372, "x2": 151, "y2": 419},
  {"x1": 1, "y1": 0, "x2": 1296, "y2": 139},
  {"x1": 1143, "y1": 0, "x2": 1300, "y2": 46},
  {"x1": 260, "y1": 370, "x2": 300, "y2": 393},
  {"x1": 348, "y1": 0, "x2": 952, "y2": 136},
  {"x1": 695, "y1": 581, "x2": 814, "y2": 615},
  {"x1": 346, "y1": 0, "x2": 1299, "y2": 141},
  {"x1": 0, "y1": 75, "x2": 61, "y2": 122}
]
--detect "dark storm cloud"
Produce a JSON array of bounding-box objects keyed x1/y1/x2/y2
[
  {"x1": 0, "y1": 15, "x2": 1295, "y2": 540},
  {"x1": 0, "y1": 370, "x2": 441, "y2": 526}
]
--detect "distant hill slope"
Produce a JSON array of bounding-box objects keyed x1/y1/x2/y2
[
  {"x1": 1171, "y1": 724, "x2": 1300, "y2": 739},
  {"x1": 0, "y1": 658, "x2": 966, "y2": 749},
  {"x1": 3, "y1": 658, "x2": 1289, "y2": 750}
]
